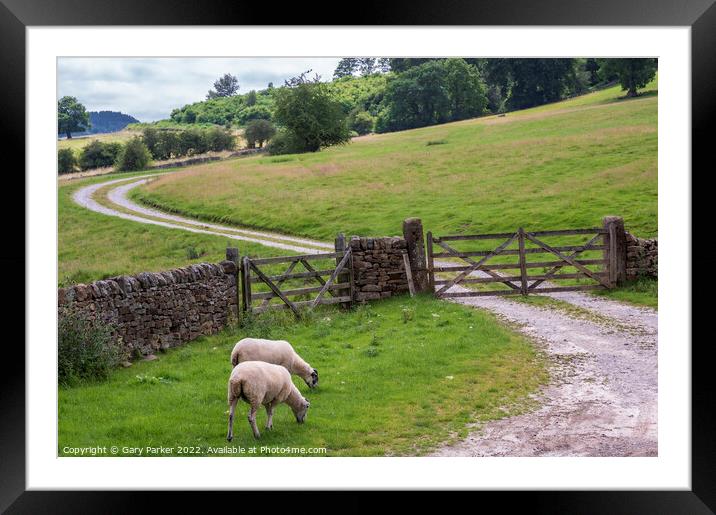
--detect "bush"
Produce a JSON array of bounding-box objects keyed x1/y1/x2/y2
[
  {"x1": 153, "y1": 131, "x2": 181, "y2": 160},
  {"x1": 57, "y1": 148, "x2": 78, "y2": 174},
  {"x1": 58, "y1": 308, "x2": 125, "y2": 386},
  {"x1": 178, "y1": 129, "x2": 209, "y2": 156},
  {"x1": 116, "y1": 137, "x2": 152, "y2": 171},
  {"x1": 244, "y1": 119, "x2": 276, "y2": 148},
  {"x1": 203, "y1": 127, "x2": 235, "y2": 152},
  {"x1": 79, "y1": 140, "x2": 123, "y2": 170},
  {"x1": 349, "y1": 110, "x2": 375, "y2": 135},
  {"x1": 265, "y1": 129, "x2": 304, "y2": 155}
]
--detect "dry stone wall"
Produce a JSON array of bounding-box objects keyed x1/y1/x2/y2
[
  {"x1": 625, "y1": 232, "x2": 658, "y2": 280},
  {"x1": 58, "y1": 261, "x2": 238, "y2": 357},
  {"x1": 349, "y1": 236, "x2": 410, "y2": 301}
]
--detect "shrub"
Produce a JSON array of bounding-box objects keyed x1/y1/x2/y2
[
  {"x1": 154, "y1": 131, "x2": 181, "y2": 160},
  {"x1": 203, "y1": 127, "x2": 235, "y2": 152},
  {"x1": 79, "y1": 140, "x2": 123, "y2": 170},
  {"x1": 116, "y1": 137, "x2": 152, "y2": 171},
  {"x1": 58, "y1": 148, "x2": 78, "y2": 174},
  {"x1": 244, "y1": 119, "x2": 276, "y2": 148},
  {"x1": 58, "y1": 308, "x2": 126, "y2": 386},
  {"x1": 178, "y1": 129, "x2": 209, "y2": 156},
  {"x1": 349, "y1": 110, "x2": 375, "y2": 135},
  {"x1": 265, "y1": 129, "x2": 304, "y2": 155}
]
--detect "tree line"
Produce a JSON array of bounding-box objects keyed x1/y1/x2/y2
[{"x1": 57, "y1": 126, "x2": 236, "y2": 174}]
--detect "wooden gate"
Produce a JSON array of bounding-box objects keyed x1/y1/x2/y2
[
  {"x1": 427, "y1": 226, "x2": 611, "y2": 298},
  {"x1": 241, "y1": 249, "x2": 353, "y2": 317}
]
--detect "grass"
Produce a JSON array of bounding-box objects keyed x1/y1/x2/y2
[
  {"x1": 58, "y1": 294, "x2": 549, "y2": 456},
  {"x1": 592, "y1": 276, "x2": 657, "y2": 308},
  {"x1": 58, "y1": 173, "x2": 291, "y2": 287},
  {"x1": 132, "y1": 80, "x2": 657, "y2": 242},
  {"x1": 58, "y1": 130, "x2": 140, "y2": 153}
]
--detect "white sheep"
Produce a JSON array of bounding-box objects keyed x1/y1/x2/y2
[
  {"x1": 230, "y1": 337, "x2": 319, "y2": 389},
  {"x1": 226, "y1": 360, "x2": 310, "y2": 440}
]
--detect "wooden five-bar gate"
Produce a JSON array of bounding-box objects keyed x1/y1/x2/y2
[
  {"x1": 237, "y1": 245, "x2": 354, "y2": 318},
  {"x1": 427, "y1": 226, "x2": 613, "y2": 298}
]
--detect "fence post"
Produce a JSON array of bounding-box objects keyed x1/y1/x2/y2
[
  {"x1": 517, "y1": 227, "x2": 528, "y2": 295},
  {"x1": 334, "y1": 233, "x2": 352, "y2": 308},
  {"x1": 226, "y1": 247, "x2": 240, "y2": 325},
  {"x1": 402, "y1": 218, "x2": 429, "y2": 293},
  {"x1": 241, "y1": 256, "x2": 252, "y2": 314},
  {"x1": 603, "y1": 216, "x2": 627, "y2": 287},
  {"x1": 426, "y1": 231, "x2": 435, "y2": 294}
]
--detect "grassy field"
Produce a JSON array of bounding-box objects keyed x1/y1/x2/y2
[
  {"x1": 58, "y1": 295, "x2": 549, "y2": 457},
  {"x1": 58, "y1": 173, "x2": 291, "y2": 287},
  {"x1": 133, "y1": 80, "x2": 657, "y2": 242},
  {"x1": 58, "y1": 130, "x2": 140, "y2": 152}
]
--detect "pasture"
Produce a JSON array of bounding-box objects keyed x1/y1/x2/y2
[
  {"x1": 58, "y1": 295, "x2": 548, "y2": 456},
  {"x1": 133, "y1": 80, "x2": 658, "y2": 241}
]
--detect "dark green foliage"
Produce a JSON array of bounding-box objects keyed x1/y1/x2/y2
[
  {"x1": 57, "y1": 148, "x2": 78, "y2": 174},
  {"x1": 79, "y1": 140, "x2": 123, "y2": 170},
  {"x1": 486, "y1": 58, "x2": 578, "y2": 110},
  {"x1": 204, "y1": 127, "x2": 235, "y2": 152},
  {"x1": 58, "y1": 96, "x2": 91, "y2": 139},
  {"x1": 153, "y1": 131, "x2": 181, "y2": 160},
  {"x1": 116, "y1": 137, "x2": 152, "y2": 171},
  {"x1": 245, "y1": 90, "x2": 257, "y2": 106},
  {"x1": 207, "y1": 73, "x2": 240, "y2": 99},
  {"x1": 334, "y1": 58, "x2": 359, "y2": 78},
  {"x1": 244, "y1": 119, "x2": 276, "y2": 148},
  {"x1": 273, "y1": 75, "x2": 351, "y2": 152},
  {"x1": 598, "y1": 58, "x2": 658, "y2": 97},
  {"x1": 349, "y1": 110, "x2": 375, "y2": 135},
  {"x1": 183, "y1": 109, "x2": 197, "y2": 123},
  {"x1": 58, "y1": 308, "x2": 125, "y2": 387},
  {"x1": 265, "y1": 129, "x2": 304, "y2": 155},
  {"x1": 377, "y1": 59, "x2": 487, "y2": 132}
]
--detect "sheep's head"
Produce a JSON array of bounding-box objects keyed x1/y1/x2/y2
[
  {"x1": 294, "y1": 398, "x2": 310, "y2": 424},
  {"x1": 304, "y1": 368, "x2": 319, "y2": 389}
]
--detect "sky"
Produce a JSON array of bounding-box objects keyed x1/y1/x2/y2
[{"x1": 57, "y1": 58, "x2": 342, "y2": 122}]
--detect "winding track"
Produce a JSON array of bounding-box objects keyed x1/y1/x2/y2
[{"x1": 72, "y1": 173, "x2": 658, "y2": 457}]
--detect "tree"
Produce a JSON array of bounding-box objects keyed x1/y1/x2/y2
[
  {"x1": 334, "y1": 58, "x2": 359, "y2": 79},
  {"x1": 273, "y1": 71, "x2": 351, "y2": 152},
  {"x1": 57, "y1": 148, "x2": 78, "y2": 174},
  {"x1": 244, "y1": 119, "x2": 276, "y2": 148},
  {"x1": 442, "y1": 58, "x2": 487, "y2": 121},
  {"x1": 245, "y1": 90, "x2": 258, "y2": 106},
  {"x1": 357, "y1": 58, "x2": 377, "y2": 76},
  {"x1": 206, "y1": 73, "x2": 239, "y2": 99},
  {"x1": 599, "y1": 58, "x2": 657, "y2": 97},
  {"x1": 116, "y1": 137, "x2": 152, "y2": 171},
  {"x1": 79, "y1": 140, "x2": 122, "y2": 170},
  {"x1": 349, "y1": 110, "x2": 375, "y2": 135},
  {"x1": 484, "y1": 58, "x2": 577, "y2": 110},
  {"x1": 58, "y1": 96, "x2": 90, "y2": 139}
]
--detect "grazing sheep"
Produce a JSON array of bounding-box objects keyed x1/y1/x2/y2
[
  {"x1": 230, "y1": 338, "x2": 319, "y2": 389},
  {"x1": 226, "y1": 360, "x2": 310, "y2": 441}
]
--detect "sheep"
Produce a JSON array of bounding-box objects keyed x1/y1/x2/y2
[
  {"x1": 230, "y1": 337, "x2": 319, "y2": 389},
  {"x1": 226, "y1": 360, "x2": 310, "y2": 440}
]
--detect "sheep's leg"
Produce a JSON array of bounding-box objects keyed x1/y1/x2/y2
[
  {"x1": 248, "y1": 405, "x2": 260, "y2": 439},
  {"x1": 265, "y1": 403, "x2": 275, "y2": 430},
  {"x1": 226, "y1": 396, "x2": 239, "y2": 442}
]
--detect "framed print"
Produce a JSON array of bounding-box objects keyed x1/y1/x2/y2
[{"x1": 3, "y1": 0, "x2": 713, "y2": 510}]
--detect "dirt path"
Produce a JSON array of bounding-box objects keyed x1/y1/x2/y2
[
  {"x1": 73, "y1": 175, "x2": 658, "y2": 456},
  {"x1": 429, "y1": 283, "x2": 657, "y2": 457}
]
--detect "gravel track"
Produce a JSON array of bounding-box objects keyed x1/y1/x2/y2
[{"x1": 72, "y1": 174, "x2": 658, "y2": 456}]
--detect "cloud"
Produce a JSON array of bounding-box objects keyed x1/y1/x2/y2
[{"x1": 57, "y1": 57, "x2": 341, "y2": 122}]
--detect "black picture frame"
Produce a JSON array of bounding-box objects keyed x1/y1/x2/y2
[{"x1": 2, "y1": 0, "x2": 711, "y2": 511}]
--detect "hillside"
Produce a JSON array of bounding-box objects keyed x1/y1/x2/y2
[
  {"x1": 62, "y1": 110, "x2": 139, "y2": 138},
  {"x1": 132, "y1": 79, "x2": 658, "y2": 241}
]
